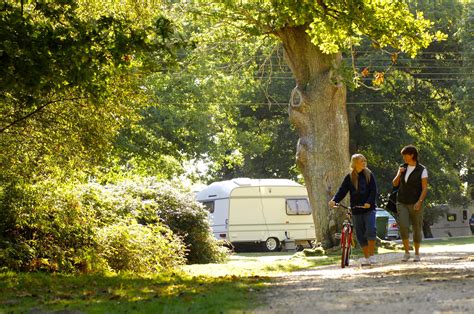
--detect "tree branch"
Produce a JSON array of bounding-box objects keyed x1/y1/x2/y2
[
  {"x1": 316, "y1": 0, "x2": 343, "y2": 19},
  {"x1": 0, "y1": 97, "x2": 87, "y2": 133}
]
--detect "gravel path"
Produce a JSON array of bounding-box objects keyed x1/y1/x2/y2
[{"x1": 255, "y1": 244, "x2": 474, "y2": 313}]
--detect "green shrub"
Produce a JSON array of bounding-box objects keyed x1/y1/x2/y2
[
  {"x1": 136, "y1": 182, "x2": 228, "y2": 264},
  {"x1": 81, "y1": 178, "x2": 228, "y2": 264},
  {"x1": 0, "y1": 181, "x2": 98, "y2": 272},
  {"x1": 96, "y1": 221, "x2": 186, "y2": 273},
  {"x1": 0, "y1": 177, "x2": 227, "y2": 273}
]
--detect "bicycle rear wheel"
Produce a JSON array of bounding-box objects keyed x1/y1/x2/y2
[{"x1": 340, "y1": 227, "x2": 351, "y2": 268}]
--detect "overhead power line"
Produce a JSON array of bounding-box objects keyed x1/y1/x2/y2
[
  {"x1": 163, "y1": 100, "x2": 473, "y2": 106},
  {"x1": 245, "y1": 77, "x2": 474, "y2": 81}
]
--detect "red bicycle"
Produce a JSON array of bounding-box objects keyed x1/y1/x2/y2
[{"x1": 334, "y1": 203, "x2": 354, "y2": 268}]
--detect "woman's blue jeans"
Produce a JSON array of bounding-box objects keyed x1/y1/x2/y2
[{"x1": 352, "y1": 210, "x2": 377, "y2": 247}]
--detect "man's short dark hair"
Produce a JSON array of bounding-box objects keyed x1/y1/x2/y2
[{"x1": 401, "y1": 145, "x2": 418, "y2": 161}]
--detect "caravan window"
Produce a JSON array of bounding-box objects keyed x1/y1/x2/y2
[
  {"x1": 202, "y1": 201, "x2": 215, "y2": 213},
  {"x1": 447, "y1": 213, "x2": 456, "y2": 222},
  {"x1": 286, "y1": 199, "x2": 312, "y2": 215}
]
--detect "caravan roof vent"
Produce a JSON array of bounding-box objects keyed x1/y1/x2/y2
[{"x1": 232, "y1": 178, "x2": 252, "y2": 186}]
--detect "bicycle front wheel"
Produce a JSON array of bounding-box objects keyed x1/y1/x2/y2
[{"x1": 340, "y1": 227, "x2": 351, "y2": 268}]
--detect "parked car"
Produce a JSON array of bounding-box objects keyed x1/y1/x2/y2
[
  {"x1": 470, "y1": 214, "x2": 474, "y2": 234},
  {"x1": 376, "y1": 208, "x2": 399, "y2": 240}
]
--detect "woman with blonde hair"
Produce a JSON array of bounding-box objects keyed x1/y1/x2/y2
[{"x1": 329, "y1": 154, "x2": 378, "y2": 266}]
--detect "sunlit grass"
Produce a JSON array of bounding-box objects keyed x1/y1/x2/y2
[
  {"x1": 0, "y1": 270, "x2": 267, "y2": 313},
  {"x1": 182, "y1": 252, "x2": 340, "y2": 277},
  {"x1": 181, "y1": 245, "x2": 370, "y2": 278},
  {"x1": 421, "y1": 236, "x2": 474, "y2": 247}
]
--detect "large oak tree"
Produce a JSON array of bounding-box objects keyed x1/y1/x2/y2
[{"x1": 196, "y1": 0, "x2": 444, "y2": 247}]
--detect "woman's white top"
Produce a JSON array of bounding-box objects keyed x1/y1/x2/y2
[{"x1": 404, "y1": 165, "x2": 428, "y2": 182}]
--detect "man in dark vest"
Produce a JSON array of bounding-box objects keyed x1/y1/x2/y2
[{"x1": 392, "y1": 145, "x2": 428, "y2": 262}]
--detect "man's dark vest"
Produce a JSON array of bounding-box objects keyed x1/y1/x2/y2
[{"x1": 397, "y1": 163, "x2": 425, "y2": 204}]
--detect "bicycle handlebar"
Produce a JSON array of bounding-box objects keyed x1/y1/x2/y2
[{"x1": 333, "y1": 203, "x2": 365, "y2": 210}]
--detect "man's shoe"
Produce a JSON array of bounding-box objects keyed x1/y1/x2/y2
[
  {"x1": 368, "y1": 255, "x2": 377, "y2": 265},
  {"x1": 359, "y1": 257, "x2": 370, "y2": 266},
  {"x1": 413, "y1": 255, "x2": 421, "y2": 262},
  {"x1": 402, "y1": 253, "x2": 411, "y2": 262}
]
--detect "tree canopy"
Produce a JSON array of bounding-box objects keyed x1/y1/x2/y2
[
  {"x1": 0, "y1": 0, "x2": 183, "y2": 182},
  {"x1": 217, "y1": 0, "x2": 445, "y2": 86}
]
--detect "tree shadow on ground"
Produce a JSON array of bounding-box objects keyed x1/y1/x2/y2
[{"x1": 0, "y1": 271, "x2": 268, "y2": 313}]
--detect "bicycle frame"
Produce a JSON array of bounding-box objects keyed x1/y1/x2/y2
[{"x1": 335, "y1": 204, "x2": 353, "y2": 268}]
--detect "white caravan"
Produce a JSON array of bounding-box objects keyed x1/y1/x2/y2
[
  {"x1": 195, "y1": 178, "x2": 316, "y2": 251},
  {"x1": 430, "y1": 205, "x2": 472, "y2": 238}
]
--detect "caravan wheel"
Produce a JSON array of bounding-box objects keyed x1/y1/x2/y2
[{"x1": 264, "y1": 237, "x2": 280, "y2": 252}]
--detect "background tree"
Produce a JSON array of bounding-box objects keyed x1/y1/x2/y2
[
  {"x1": 347, "y1": 0, "x2": 472, "y2": 236},
  {"x1": 108, "y1": 4, "x2": 301, "y2": 183},
  {"x1": 107, "y1": 8, "x2": 262, "y2": 180},
  {"x1": 204, "y1": 49, "x2": 300, "y2": 181},
  {"x1": 0, "y1": 0, "x2": 183, "y2": 183}
]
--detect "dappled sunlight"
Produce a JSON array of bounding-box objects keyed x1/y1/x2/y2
[
  {"x1": 0, "y1": 271, "x2": 267, "y2": 313},
  {"x1": 422, "y1": 242, "x2": 474, "y2": 252},
  {"x1": 279, "y1": 249, "x2": 474, "y2": 279},
  {"x1": 184, "y1": 250, "x2": 325, "y2": 271},
  {"x1": 229, "y1": 252, "x2": 295, "y2": 262},
  {"x1": 256, "y1": 242, "x2": 474, "y2": 313},
  {"x1": 182, "y1": 252, "x2": 334, "y2": 278},
  {"x1": 183, "y1": 238, "x2": 474, "y2": 279}
]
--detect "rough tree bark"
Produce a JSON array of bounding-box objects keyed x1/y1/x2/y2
[{"x1": 277, "y1": 26, "x2": 350, "y2": 248}]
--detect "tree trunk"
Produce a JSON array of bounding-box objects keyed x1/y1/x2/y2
[
  {"x1": 422, "y1": 220, "x2": 434, "y2": 238},
  {"x1": 277, "y1": 26, "x2": 350, "y2": 248}
]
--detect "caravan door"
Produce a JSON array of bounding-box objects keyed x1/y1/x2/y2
[
  {"x1": 228, "y1": 187, "x2": 267, "y2": 243},
  {"x1": 202, "y1": 198, "x2": 229, "y2": 240}
]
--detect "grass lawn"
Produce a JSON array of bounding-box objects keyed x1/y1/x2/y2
[
  {"x1": 182, "y1": 251, "x2": 340, "y2": 278},
  {"x1": 420, "y1": 236, "x2": 474, "y2": 247},
  {"x1": 0, "y1": 270, "x2": 266, "y2": 314},
  {"x1": 0, "y1": 252, "x2": 339, "y2": 313},
  {"x1": 1, "y1": 236, "x2": 473, "y2": 313}
]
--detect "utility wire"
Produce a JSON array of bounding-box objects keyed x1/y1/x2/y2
[{"x1": 161, "y1": 100, "x2": 473, "y2": 106}]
